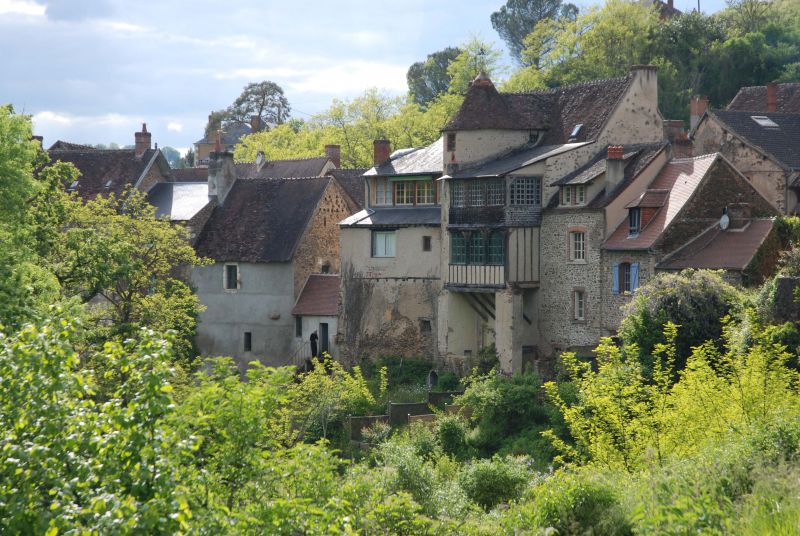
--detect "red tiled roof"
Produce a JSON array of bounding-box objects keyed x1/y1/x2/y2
[
  {"x1": 658, "y1": 219, "x2": 775, "y2": 271},
  {"x1": 727, "y1": 83, "x2": 800, "y2": 114},
  {"x1": 292, "y1": 274, "x2": 340, "y2": 316},
  {"x1": 603, "y1": 154, "x2": 718, "y2": 250},
  {"x1": 625, "y1": 189, "x2": 669, "y2": 209}
]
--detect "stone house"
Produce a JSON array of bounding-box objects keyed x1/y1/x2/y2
[
  {"x1": 292, "y1": 274, "x2": 341, "y2": 361},
  {"x1": 47, "y1": 123, "x2": 171, "y2": 201},
  {"x1": 191, "y1": 150, "x2": 356, "y2": 370}
]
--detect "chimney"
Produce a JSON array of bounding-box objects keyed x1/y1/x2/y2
[
  {"x1": 727, "y1": 203, "x2": 752, "y2": 229},
  {"x1": 214, "y1": 130, "x2": 222, "y2": 153},
  {"x1": 208, "y1": 145, "x2": 236, "y2": 205},
  {"x1": 134, "y1": 123, "x2": 151, "y2": 158},
  {"x1": 767, "y1": 81, "x2": 778, "y2": 113},
  {"x1": 250, "y1": 115, "x2": 263, "y2": 133},
  {"x1": 325, "y1": 144, "x2": 341, "y2": 168},
  {"x1": 689, "y1": 95, "x2": 708, "y2": 131},
  {"x1": 663, "y1": 119, "x2": 685, "y2": 142},
  {"x1": 606, "y1": 145, "x2": 626, "y2": 193},
  {"x1": 373, "y1": 139, "x2": 391, "y2": 168}
]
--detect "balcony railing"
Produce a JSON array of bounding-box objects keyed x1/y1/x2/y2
[{"x1": 446, "y1": 263, "x2": 506, "y2": 288}]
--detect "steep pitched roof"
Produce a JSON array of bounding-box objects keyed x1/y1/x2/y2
[
  {"x1": 48, "y1": 140, "x2": 96, "y2": 151},
  {"x1": 708, "y1": 110, "x2": 800, "y2": 171},
  {"x1": 658, "y1": 219, "x2": 775, "y2": 271},
  {"x1": 444, "y1": 74, "x2": 634, "y2": 144},
  {"x1": 727, "y1": 83, "x2": 800, "y2": 114},
  {"x1": 47, "y1": 147, "x2": 161, "y2": 200},
  {"x1": 453, "y1": 141, "x2": 590, "y2": 179},
  {"x1": 603, "y1": 153, "x2": 718, "y2": 250},
  {"x1": 147, "y1": 182, "x2": 210, "y2": 221},
  {"x1": 327, "y1": 168, "x2": 368, "y2": 210},
  {"x1": 366, "y1": 138, "x2": 444, "y2": 176},
  {"x1": 292, "y1": 274, "x2": 340, "y2": 316},
  {"x1": 195, "y1": 177, "x2": 329, "y2": 263}
]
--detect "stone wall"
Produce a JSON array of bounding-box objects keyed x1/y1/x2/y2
[{"x1": 600, "y1": 250, "x2": 656, "y2": 332}]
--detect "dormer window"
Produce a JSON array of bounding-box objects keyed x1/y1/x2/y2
[
  {"x1": 375, "y1": 178, "x2": 393, "y2": 205},
  {"x1": 569, "y1": 124, "x2": 584, "y2": 141},
  {"x1": 629, "y1": 208, "x2": 641, "y2": 236},
  {"x1": 529, "y1": 131, "x2": 539, "y2": 143},
  {"x1": 561, "y1": 185, "x2": 586, "y2": 206},
  {"x1": 446, "y1": 132, "x2": 456, "y2": 152}
]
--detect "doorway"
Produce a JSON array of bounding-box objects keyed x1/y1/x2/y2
[{"x1": 319, "y1": 323, "x2": 329, "y2": 355}]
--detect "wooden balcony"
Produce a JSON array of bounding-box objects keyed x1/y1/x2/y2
[{"x1": 446, "y1": 263, "x2": 506, "y2": 289}]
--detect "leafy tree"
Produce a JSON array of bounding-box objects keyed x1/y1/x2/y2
[
  {"x1": 447, "y1": 37, "x2": 505, "y2": 95},
  {"x1": 160, "y1": 145, "x2": 183, "y2": 168},
  {"x1": 204, "y1": 108, "x2": 229, "y2": 138},
  {"x1": 490, "y1": 0, "x2": 578, "y2": 64},
  {"x1": 205, "y1": 81, "x2": 291, "y2": 136},
  {"x1": 407, "y1": 46, "x2": 461, "y2": 106}
]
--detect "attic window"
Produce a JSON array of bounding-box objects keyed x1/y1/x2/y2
[
  {"x1": 68, "y1": 180, "x2": 79, "y2": 191},
  {"x1": 751, "y1": 115, "x2": 779, "y2": 128},
  {"x1": 629, "y1": 208, "x2": 641, "y2": 236},
  {"x1": 446, "y1": 133, "x2": 456, "y2": 152},
  {"x1": 105, "y1": 180, "x2": 113, "y2": 188},
  {"x1": 529, "y1": 131, "x2": 539, "y2": 143},
  {"x1": 569, "y1": 124, "x2": 584, "y2": 141}
]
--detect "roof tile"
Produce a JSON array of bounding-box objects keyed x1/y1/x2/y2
[{"x1": 292, "y1": 274, "x2": 340, "y2": 316}]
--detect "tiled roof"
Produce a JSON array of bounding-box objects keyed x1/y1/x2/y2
[
  {"x1": 171, "y1": 167, "x2": 208, "y2": 182},
  {"x1": 658, "y1": 219, "x2": 775, "y2": 271},
  {"x1": 195, "y1": 177, "x2": 329, "y2": 263},
  {"x1": 340, "y1": 207, "x2": 441, "y2": 227},
  {"x1": 366, "y1": 138, "x2": 444, "y2": 176},
  {"x1": 603, "y1": 153, "x2": 718, "y2": 250},
  {"x1": 453, "y1": 142, "x2": 590, "y2": 179},
  {"x1": 444, "y1": 74, "x2": 633, "y2": 145},
  {"x1": 292, "y1": 274, "x2": 340, "y2": 316},
  {"x1": 243, "y1": 156, "x2": 331, "y2": 179},
  {"x1": 195, "y1": 122, "x2": 252, "y2": 146},
  {"x1": 553, "y1": 146, "x2": 647, "y2": 186},
  {"x1": 625, "y1": 189, "x2": 669, "y2": 209},
  {"x1": 147, "y1": 182, "x2": 210, "y2": 221},
  {"x1": 727, "y1": 83, "x2": 800, "y2": 114},
  {"x1": 708, "y1": 110, "x2": 800, "y2": 171},
  {"x1": 48, "y1": 140, "x2": 96, "y2": 151},
  {"x1": 328, "y1": 168, "x2": 368, "y2": 210},
  {"x1": 47, "y1": 147, "x2": 159, "y2": 200}
]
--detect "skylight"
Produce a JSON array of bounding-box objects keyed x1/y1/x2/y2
[
  {"x1": 68, "y1": 180, "x2": 79, "y2": 190},
  {"x1": 751, "y1": 115, "x2": 779, "y2": 128},
  {"x1": 569, "y1": 124, "x2": 584, "y2": 140}
]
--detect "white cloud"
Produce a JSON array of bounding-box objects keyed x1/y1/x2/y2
[
  {"x1": 345, "y1": 31, "x2": 387, "y2": 47},
  {"x1": 0, "y1": 0, "x2": 45, "y2": 16},
  {"x1": 167, "y1": 121, "x2": 183, "y2": 132},
  {"x1": 33, "y1": 110, "x2": 73, "y2": 125},
  {"x1": 102, "y1": 20, "x2": 147, "y2": 33},
  {"x1": 33, "y1": 110, "x2": 131, "y2": 128}
]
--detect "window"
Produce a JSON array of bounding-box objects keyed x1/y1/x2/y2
[
  {"x1": 569, "y1": 231, "x2": 585, "y2": 262},
  {"x1": 467, "y1": 181, "x2": 483, "y2": 206},
  {"x1": 487, "y1": 180, "x2": 505, "y2": 205},
  {"x1": 419, "y1": 318, "x2": 432, "y2": 333},
  {"x1": 573, "y1": 290, "x2": 585, "y2": 321},
  {"x1": 295, "y1": 316, "x2": 302, "y2": 338},
  {"x1": 422, "y1": 235, "x2": 432, "y2": 252},
  {"x1": 446, "y1": 132, "x2": 456, "y2": 151},
  {"x1": 395, "y1": 181, "x2": 414, "y2": 205},
  {"x1": 224, "y1": 264, "x2": 239, "y2": 290},
  {"x1": 511, "y1": 177, "x2": 541, "y2": 205},
  {"x1": 372, "y1": 231, "x2": 396, "y2": 257},
  {"x1": 451, "y1": 232, "x2": 467, "y2": 264},
  {"x1": 416, "y1": 180, "x2": 434, "y2": 205},
  {"x1": 612, "y1": 262, "x2": 640, "y2": 294},
  {"x1": 468, "y1": 232, "x2": 485, "y2": 264},
  {"x1": 487, "y1": 232, "x2": 504, "y2": 265},
  {"x1": 375, "y1": 178, "x2": 392, "y2": 205},
  {"x1": 321, "y1": 262, "x2": 331, "y2": 274},
  {"x1": 576, "y1": 185, "x2": 586, "y2": 205},
  {"x1": 451, "y1": 181, "x2": 465, "y2": 207},
  {"x1": 243, "y1": 331, "x2": 252, "y2": 352},
  {"x1": 563, "y1": 186, "x2": 572, "y2": 205},
  {"x1": 629, "y1": 208, "x2": 641, "y2": 236},
  {"x1": 562, "y1": 185, "x2": 587, "y2": 206}
]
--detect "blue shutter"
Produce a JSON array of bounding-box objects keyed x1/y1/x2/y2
[
  {"x1": 631, "y1": 262, "x2": 640, "y2": 290},
  {"x1": 612, "y1": 262, "x2": 620, "y2": 295}
]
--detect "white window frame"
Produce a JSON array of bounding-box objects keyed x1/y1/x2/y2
[
  {"x1": 576, "y1": 185, "x2": 586, "y2": 205},
  {"x1": 569, "y1": 231, "x2": 586, "y2": 262},
  {"x1": 372, "y1": 231, "x2": 396, "y2": 258},
  {"x1": 223, "y1": 263, "x2": 240, "y2": 291},
  {"x1": 574, "y1": 290, "x2": 585, "y2": 321},
  {"x1": 375, "y1": 178, "x2": 393, "y2": 206}
]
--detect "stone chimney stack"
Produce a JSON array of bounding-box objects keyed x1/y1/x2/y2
[
  {"x1": 208, "y1": 141, "x2": 236, "y2": 205},
  {"x1": 373, "y1": 140, "x2": 391, "y2": 168},
  {"x1": 325, "y1": 144, "x2": 341, "y2": 168},
  {"x1": 767, "y1": 82, "x2": 778, "y2": 113},
  {"x1": 250, "y1": 115, "x2": 263, "y2": 133},
  {"x1": 690, "y1": 95, "x2": 708, "y2": 131},
  {"x1": 135, "y1": 123, "x2": 151, "y2": 158},
  {"x1": 606, "y1": 145, "x2": 626, "y2": 194}
]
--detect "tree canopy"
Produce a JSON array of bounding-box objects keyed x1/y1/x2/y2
[
  {"x1": 491, "y1": 0, "x2": 578, "y2": 64},
  {"x1": 205, "y1": 80, "x2": 291, "y2": 137},
  {"x1": 407, "y1": 46, "x2": 461, "y2": 106}
]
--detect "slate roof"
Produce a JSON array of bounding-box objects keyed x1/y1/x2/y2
[
  {"x1": 603, "y1": 153, "x2": 718, "y2": 250},
  {"x1": 147, "y1": 182, "x2": 210, "y2": 221},
  {"x1": 292, "y1": 274, "x2": 340, "y2": 316},
  {"x1": 171, "y1": 167, "x2": 209, "y2": 182},
  {"x1": 444, "y1": 73, "x2": 634, "y2": 145},
  {"x1": 727, "y1": 83, "x2": 800, "y2": 114},
  {"x1": 327, "y1": 168, "x2": 368, "y2": 210},
  {"x1": 658, "y1": 219, "x2": 775, "y2": 271},
  {"x1": 708, "y1": 110, "x2": 800, "y2": 171},
  {"x1": 195, "y1": 177, "x2": 329, "y2": 263},
  {"x1": 340, "y1": 207, "x2": 441, "y2": 227},
  {"x1": 241, "y1": 156, "x2": 331, "y2": 179},
  {"x1": 195, "y1": 122, "x2": 252, "y2": 146},
  {"x1": 366, "y1": 138, "x2": 444, "y2": 176},
  {"x1": 47, "y1": 146, "x2": 161, "y2": 200},
  {"x1": 452, "y1": 142, "x2": 590, "y2": 179},
  {"x1": 48, "y1": 140, "x2": 96, "y2": 151}
]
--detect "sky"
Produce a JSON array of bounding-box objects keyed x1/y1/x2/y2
[{"x1": 1, "y1": 0, "x2": 727, "y2": 152}]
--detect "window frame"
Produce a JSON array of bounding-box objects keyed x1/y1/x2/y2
[
  {"x1": 375, "y1": 178, "x2": 393, "y2": 206},
  {"x1": 295, "y1": 316, "x2": 302, "y2": 338},
  {"x1": 573, "y1": 289, "x2": 586, "y2": 321},
  {"x1": 371, "y1": 230, "x2": 396, "y2": 258},
  {"x1": 446, "y1": 132, "x2": 456, "y2": 152},
  {"x1": 243, "y1": 331, "x2": 252, "y2": 352},
  {"x1": 629, "y1": 208, "x2": 641, "y2": 236},
  {"x1": 568, "y1": 230, "x2": 586, "y2": 263},
  {"x1": 422, "y1": 235, "x2": 432, "y2": 252},
  {"x1": 510, "y1": 177, "x2": 541, "y2": 206},
  {"x1": 450, "y1": 231, "x2": 505, "y2": 266},
  {"x1": 224, "y1": 263, "x2": 239, "y2": 291}
]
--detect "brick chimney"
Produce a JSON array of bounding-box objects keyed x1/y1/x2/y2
[
  {"x1": 767, "y1": 81, "x2": 778, "y2": 113},
  {"x1": 250, "y1": 115, "x2": 263, "y2": 133},
  {"x1": 690, "y1": 95, "x2": 708, "y2": 131},
  {"x1": 606, "y1": 145, "x2": 626, "y2": 193},
  {"x1": 134, "y1": 123, "x2": 151, "y2": 158},
  {"x1": 727, "y1": 203, "x2": 752, "y2": 229},
  {"x1": 373, "y1": 140, "x2": 391, "y2": 168},
  {"x1": 325, "y1": 144, "x2": 341, "y2": 168}
]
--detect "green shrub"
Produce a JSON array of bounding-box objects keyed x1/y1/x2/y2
[
  {"x1": 437, "y1": 414, "x2": 469, "y2": 459},
  {"x1": 458, "y1": 456, "x2": 530, "y2": 511},
  {"x1": 435, "y1": 371, "x2": 462, "y2": 391}
]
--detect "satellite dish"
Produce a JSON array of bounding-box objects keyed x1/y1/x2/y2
[{"x1": 719, "y1": 213, "x2": 730, "y2": 230}]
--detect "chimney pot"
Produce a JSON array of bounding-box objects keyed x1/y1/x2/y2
[
  {"x1": 373, "y1": 140, "x2": 391, "y2": 168},
  {"x1": 767, "y1": 81, "x2": 778, "y2": 113},
  {"x1": 325, "y1": 144, "x2": 341, "y2": 168},
  {"x1": 134, "y1": 122, "x2": 152, "y2": 158},
  {"x1": 607, "y1": 145, "x2": 624, "y2": 160}
]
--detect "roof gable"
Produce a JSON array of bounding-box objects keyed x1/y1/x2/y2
[
  {"x1": 709, "y1": 110, "x2": 800, "y2": 171},
  {"x1": 727, "y1": 83, "x2": 800, "y2": 114},
  {"x1": 292, "y1": 274, "x2": 340, "y2": 316},
  {"x1": 48, "y1": 147, "x2": 159, "y2": 200}
]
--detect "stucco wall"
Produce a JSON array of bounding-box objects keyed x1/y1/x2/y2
[
  {"x1": 193, "y1": 262, "x2": 295, "y2": 370},
  {"x1": 446, "y1": 129, "x2": 530, "y2": 168},
  {"x1": 295, "y1": 315, "x2": 339, "y2": 359}
]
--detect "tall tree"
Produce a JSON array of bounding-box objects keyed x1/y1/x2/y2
[
  {"x1": 491, "y1": 0, "x2": 578, "y2": 64},
  {"x1": 204, "y1": 81, "x2": 291, "y2": 137},
  {"x1": 407, "y1": 47, "x2": 461, "y2": 106}
]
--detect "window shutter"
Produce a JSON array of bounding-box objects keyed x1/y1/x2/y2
[
  {"x1": 612, "y1": 262, "x2": 619, "y2": 294},
  {"x1": 631, "y1": 262, "x2": 640, "y2": 290}
]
